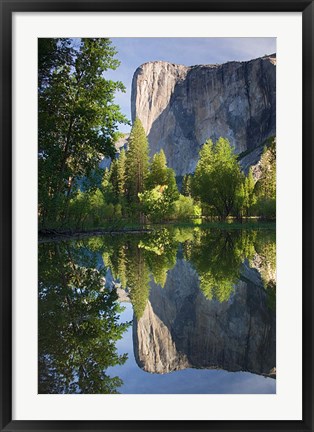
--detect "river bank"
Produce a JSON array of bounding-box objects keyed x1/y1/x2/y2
[{"x1": 38, "y1": 219, "x2": 275, "y2": 243}]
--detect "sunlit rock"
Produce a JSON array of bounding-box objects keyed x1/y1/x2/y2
[{"x1": 131, "y1": 55, "x2": 276, "y2": 175}]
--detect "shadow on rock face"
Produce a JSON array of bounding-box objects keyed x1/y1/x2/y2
[
  {"x1": 131, "y1": 55, "x2": 276, "y2": 176},
  {"x1": 133, "y1": 258, "x2": 276, "y2": 377}
]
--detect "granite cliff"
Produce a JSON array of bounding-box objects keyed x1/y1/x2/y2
[{"x1": 131, "y1": 55, "x2": 276, "y2": 175}]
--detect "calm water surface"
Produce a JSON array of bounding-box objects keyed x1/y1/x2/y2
[{"x1": 38, "y1": 227, "x2": 276, "y2": 394}]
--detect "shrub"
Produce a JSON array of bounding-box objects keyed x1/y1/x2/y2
[{"x1": 173, "y1": 195, "x2": 198, "y2": 221}]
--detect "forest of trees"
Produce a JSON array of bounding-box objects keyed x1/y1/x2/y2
[
  {"x1": 61, "y1": 123, "x2": 276, "y2": 229},
  {"x1": 39, "y1": 38, "x2": 276, "y2": 231}
]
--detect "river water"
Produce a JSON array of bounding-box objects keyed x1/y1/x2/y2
[{"x1": 38, "y1": 226, "x2": 276, "y2": 394}]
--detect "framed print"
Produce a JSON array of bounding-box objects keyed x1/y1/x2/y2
[{"x1": 1, "y1": 0, "x2": 313, "y2": 431}]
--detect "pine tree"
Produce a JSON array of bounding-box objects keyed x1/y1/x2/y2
[
  {"x1": 110, "y1": 148, "x2": 126, "y2": 202},
  {"x1": 182, "y1": 174, "x2": 192, "y2": 197},
  {"x1": 191, "y1": 139, "x2": 214, "y2": 202},
  {"x1": 109, "y1": 159, "x2": 119, "y2": 200},
  {"x1": 116, "y1": 149, "x2": 126, "y2": 196},
  {"x1": 257, "y1": 139, "x2": 276, "y2": 200},
  {"x1": 254, "y1": 138, "x2": 276, "y2": 219},
  {"x1": 243, "y1": 167, "x2": 256, "y2": 216},
  {"x1": 139, "y1": 149, "x2": 179, "y2": 222},
  {"x1": 125, "y1": 118, "x2": 150, "y2": 204},
  {"x1": 147, "y1": 149, "x2": 179, "y2": 201},
  {"x1": 146, "y1": 150, "x2": 168, "y2": 189}
]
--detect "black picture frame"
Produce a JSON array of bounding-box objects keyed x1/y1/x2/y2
[{"x1": 1, "y1": 0, "x2": 313, "y2": 431}]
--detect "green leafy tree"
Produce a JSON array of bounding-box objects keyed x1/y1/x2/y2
[
  {"x1": 140, "y1": 150, "x2": 179, "y2": 222},
  {"x1": 243, "y1": 168, "x2": 257, "y2": 216},
  {"x1": 236, "y1": 167, "x2": 256, "y2": 217},
  {"x1": 67, "y1": 190, "x2": 90, "y2": 229},
  {"x1": 38, "y1": 38, "x2": 73, "y2": 90},
  {"x1": 257, "y1": 139, "x2": 276, "y2": 200},
  {"x1": 209, "y1": 138, "x2": 243, "y2": 219},
  {"x1": 148, "y1": 150, "x2": 179, "y2": 201},
  {"x1": 192, "y1": 138, "x2": 243, "y2": 219},
  {"x1": 254, "y1": 138, "x2": 276, "y2": 218},
  {"x1": 38, "y1": 38, "x2": 128, "y2": 228},
  {"x1": 146, "y1": 150, "x2": 168, "y2": 189},
  {"x1": 67, "y1": 189, "x2": 116, "y2": 229},
  {"x1": 139, "y1": 184, "x2": 178, "y2": 222},
  {"x1": 192, "y1": 139, "x2": 214, "y2": 200},
  {"x1": 172, "y1": 195, "x2": 201, "y2": 221},
  {"x1": 139, "y1": 186, "x2": 168, "y2": 222}
]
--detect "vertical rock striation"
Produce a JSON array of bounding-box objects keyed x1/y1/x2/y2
[
  {"x1": 131, "y1": 55, "x2": 276, "y2": 175},
  {"x1": 133, "y1": 259, "x2": 276, "y2": 376}
]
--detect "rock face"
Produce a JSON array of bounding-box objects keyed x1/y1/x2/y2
[
  {"x1": 99, "y1": 134, "x2": 129, "y2": 170},
  {"x1": 131, "y1": 55, "x2": 276, "y2": 175},
  {"x1": 133, "y1": 259, "x2": 276, "y2": 376}
]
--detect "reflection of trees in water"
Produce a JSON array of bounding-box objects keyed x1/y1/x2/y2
[
  {"x1": 184, "y1": 229, "x2": 254, "y2": 302},
  {"x1": 99, "y1": 227, "x2": 276, "y2": 314},
  {"x1": 38, "y1": 242, "x2": 130, "y2": 394},
  {"x1": 139, "y1": 229, "x2": 178, "y2": 287},
  {"x1": 102, "y1": 228, "x2": 192, "y2": 319},
  {"x1": 102, "y1": 235, "x2": 151, "y2": 319},
  {"x1": 251, "y1": 230, "x2": 276, "y2": 309},
  {"x1": 38, "y1": 227, "x2": 276, "y2": 392},
  {"x1": 185, "y1": 229, "x2": 276, "y2": 305}
]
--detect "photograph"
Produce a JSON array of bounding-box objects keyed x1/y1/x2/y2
[{"x1": 37, "y1": 37, "x2": 277, "y2": 395}]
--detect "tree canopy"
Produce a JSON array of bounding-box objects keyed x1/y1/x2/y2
[
  {"x1": 192, "y1": 138, "x2": 243, "y2": 219},
  {"x1": 38, "y1": 38, "x2": 128, "y2": 228}
]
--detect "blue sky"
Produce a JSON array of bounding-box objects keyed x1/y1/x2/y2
[{"x1": 105, "y1": 37, "x2": 276, "y2": 133}]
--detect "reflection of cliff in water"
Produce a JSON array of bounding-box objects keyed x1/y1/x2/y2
[{"x1": 133, "y1": 258, "x2": 276, "y2": 377}]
